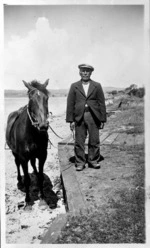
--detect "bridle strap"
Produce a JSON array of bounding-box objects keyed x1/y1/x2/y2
[
  {"x1": 27, "y1": 88, "x2": 48, "y2": 129},
  {"x1": 27, "y1": 105, "x2": 39, "y2": 127},
  {"x1": 27, "y1": 88, "x2": 40, "y2": 128},
  {"x1": 28, "y1": 88, "x2": 39, "y2": 96}
]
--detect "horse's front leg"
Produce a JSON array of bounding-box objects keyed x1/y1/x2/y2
[
  {"x1": 38, "y1": 152, "x2": 47, "y2": 208},
  {"x1": 21, "y1": 161, "x2": 32, "y2": 211}
]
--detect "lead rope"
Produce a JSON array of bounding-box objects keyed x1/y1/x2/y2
[
  {"x1": 48, "y1": 124, "x2": 63, "y2": 139},
  {"x1": 47, "y1": 122, "x2": 64, "y2": 149}
]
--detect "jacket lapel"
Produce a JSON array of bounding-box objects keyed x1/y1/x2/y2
[
  {"x1": 87, "y1": 81, "x2": 96, "y2": 98},
  {"x1": 75, "y1": 80, "x2": 96, "y2": 98},
  {"x1": 76, "y1": 81, "x2": 86, "y2": 97}
]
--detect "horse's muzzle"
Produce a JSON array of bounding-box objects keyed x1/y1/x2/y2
[{"x1": 39, "y1": 121, "x2": 49, "y2": 131}]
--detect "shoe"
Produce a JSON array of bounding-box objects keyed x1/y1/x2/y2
[
  {"x1": 88, "y1": 163, "x2": 100, "y2": 169},
  {"x1": 76, "y1": 165, "x2": 85, "y2": 171}
]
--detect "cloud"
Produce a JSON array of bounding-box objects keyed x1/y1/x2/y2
[
  {"x1": 5, "y1": 17, "x2": 72, "y2": 89},
  {"x1": 4, "y1": 17, "x2": 145, "y2": 90}
]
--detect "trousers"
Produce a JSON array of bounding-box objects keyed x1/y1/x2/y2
[{"x1": 74, "y1": 110, "x2": 100, "y2": 167}]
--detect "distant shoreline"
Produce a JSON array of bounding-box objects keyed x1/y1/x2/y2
[
  {"x1": 5, "y1": 97, "x2": 28, "y2": 99},
  {"x1": 4, "y1": 95, "x2": 67, "y2": 98},
  {"x1": 4, "y1": 86, "x2": 125, "y2": 98},
  {"x1": 4, "y1": 89, "x2": 68, "y2": 98}
]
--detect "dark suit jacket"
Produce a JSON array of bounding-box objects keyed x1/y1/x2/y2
[{"x1": 66, "y1": 80, "x2": 107, "y2": 123}]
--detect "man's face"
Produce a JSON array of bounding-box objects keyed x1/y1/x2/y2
[{"x1": 79, "y1": 68, "x2": 92, "y2": 82}]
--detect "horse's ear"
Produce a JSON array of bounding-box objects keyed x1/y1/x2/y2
[
  {"x1": 22, "y1": 80, "x2": 32, "y2": 90},
  {"x1": 43, "y1": 79, "x2": 49, "y2": 88}
]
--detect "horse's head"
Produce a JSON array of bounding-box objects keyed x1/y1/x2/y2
[{"x1": 23, "y1": 79, "x2": 50, "y2": 131}]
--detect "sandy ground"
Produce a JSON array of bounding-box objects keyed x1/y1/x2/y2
[{"x1": 5, "y1": 112, "x2": 71, "y2": 244}]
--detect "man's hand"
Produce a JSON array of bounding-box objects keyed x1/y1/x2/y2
[
  {"x1": 99, "y1": 122, "x2": 104, "y2": 129},
  {"x1": 70, "y1": 122, "x2": 75, "y2": 131}
]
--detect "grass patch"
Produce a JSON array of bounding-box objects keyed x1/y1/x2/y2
[
  {"x1": 55, "y1": 146, "x2": 145, "y2": 244},
  {"x1": 125, "y1": 106, "x2": 144, "y2": 134},
  {"x1": 105, "y1": 102, "x2": 144, "y2": 135},
  {"x1": 125, "y1": 126, "x2": 143, "y2": 134}
]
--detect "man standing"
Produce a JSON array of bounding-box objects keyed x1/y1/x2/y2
[{"x1": 66, "y1": 64, "x2": 106, "y2": 171}]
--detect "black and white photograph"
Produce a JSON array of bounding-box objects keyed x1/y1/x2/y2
[{"x1": 0, "y1": 0, "x2": 150, "y2": 246}]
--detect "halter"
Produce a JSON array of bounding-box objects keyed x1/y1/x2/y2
[
  {"x1": 27, "y1": 88, "x2": 41, "y2": 129},
  {"x1": 27, "y1": 105, "x2": 39, "y2": 128}
]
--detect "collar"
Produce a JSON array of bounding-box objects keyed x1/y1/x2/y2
[{"x1": 81, "y1": 80, "x2": 91, "y2": 85}]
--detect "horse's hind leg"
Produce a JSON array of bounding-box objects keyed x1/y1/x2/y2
[
  {"x1": 30, "y1": 158, "x2": 38, "y2": 176},
  {"x1": 13, "y1": 152, "x2": 22, "y2": 184}
]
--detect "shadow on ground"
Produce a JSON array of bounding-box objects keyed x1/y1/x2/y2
[{"x1": 17, "y1": 172, "x2": 58, "y2": 208}]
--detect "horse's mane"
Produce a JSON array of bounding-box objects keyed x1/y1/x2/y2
[{"x1": 30, "y1": 80, "x2": 49, "y2": 96}]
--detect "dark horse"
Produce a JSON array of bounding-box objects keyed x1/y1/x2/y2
[{"x1": 6, "y1": 79, "x2": 50, "y2": 210}]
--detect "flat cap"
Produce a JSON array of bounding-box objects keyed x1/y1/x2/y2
[{"x1": 78, "y1": 64, "x2": 94, "y2": 71}]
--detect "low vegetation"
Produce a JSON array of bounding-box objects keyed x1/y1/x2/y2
[{"x1": 55, "y1": 145, "x2": 145, "y2": 243}]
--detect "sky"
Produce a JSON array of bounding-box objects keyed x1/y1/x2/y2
[{"x1": 4, "y1": 4, "x2": 145, "y2": 90}]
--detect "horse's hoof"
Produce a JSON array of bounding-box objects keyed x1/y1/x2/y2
[
  {"x1": 24, "y1": 204, "x2": 32, "y2": 211},
  {"x1": 39, "y1": 199, "x2": 48, "y2": 210},
  {"x1": 33, "y1": 171, "x2": 38, "y2": 176},
  {"x1": 49, "y1": 202, "x2": 57, "y2": 209},
  {"x1": 17, "y1": 181, "x2": 24, "y2": 190}
]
